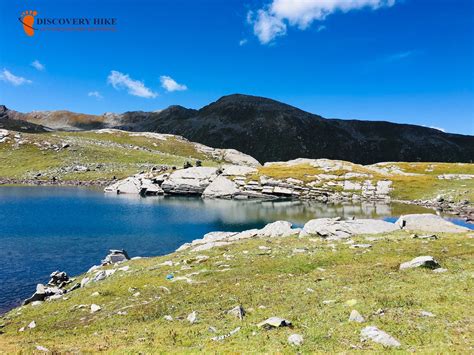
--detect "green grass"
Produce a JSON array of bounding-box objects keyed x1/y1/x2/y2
[
  {"x1": 1, "y1": 229, "x2": 473, "y2": 352},
  {"x1": 0, "y1": 131, "x2": 220, "y2": 182}
]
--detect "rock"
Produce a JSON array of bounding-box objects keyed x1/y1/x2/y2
[
  {"x1": 258, "y1": 221, "x2": 299, "y2": 238},
  {"x1": 164, "y1": 315, "x2": 173, "y2": 321},
  {"x1": 302, "y1": 218, "x2": 398, "y2": 240},
  {"x1": 397, "y1": 214, "x2": 469, "y2": 233},
  {"x1": 90, "y1": 304, "x2": 101, "y2": 313},
  {"x1": 91, "y1": 292, "x2": 100, "y2": 297},
  {"x1": 23, "y1": 284, "x2": 64, "y2": 305},
  {"x1": 399, "y1": 256, "x2": 441, "y2": 270},
  {"x1": 257, "y1": 317, "x2": 292, "y2": 329},
  {"x1": 360, "y1": 326, "x2": 401, "y2": 347},
  {"x1": 161, "y1": 167, "x2": 218, "y2": 195},
  {"x1": 411, "y1": 234, "x2": 438, "y2": 240},
  {"x1": 102, "y1": 249, "x2": 130, "y2": 264},
  {"x1": 187, "y1": 311, "x2": 198, "y2": 324},
  {"x1": 433, "y1": 268, "x2": 448, "y2": 273},
  {"x1": 288, "y1": 333, "x2": 304, "y2": 346},
  {"x1": 221, "y1": 165, "x2": 257, "y2": 176},
  {"x1": 202, "y1": 176, "x2": 240, "y2": 199},
  {"x1": 420, "y1": 310, "x2": 435, "y2": 317},
  {"x1": 219, "y1": 149, "x2": 260, "y2": 167},
  {"x1": 104, "y1": 175, "x2": 164, "y2": 195},
  {"x1": 211, "y1": 327, "x2": 241, "y2": 341},
  {"x1": 80, "y1": 277, "x2": 91, "y2": 288},
  {"x1": 35, "y1": 345, "x2": 50, "y2": 352},
  {"x1": 227, "y1": 305, "x2": 245, "y2": 320},
  {"x1": 28, "y1": 320, "x2": 36, "y2": 329},
  {"x1": 349, "y1": 310, "x2": 365, "y2": 323},
  {"x1": 47, "y1": 271, "x2": 70, "y2": 287},
  {"x1": 350, "y1": 244, "x2": 372, "y2": 249}
]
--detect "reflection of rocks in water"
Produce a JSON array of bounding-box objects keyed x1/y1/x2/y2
[{"x1": 103, "y1": 193, "x2": 437, "y2": 226}]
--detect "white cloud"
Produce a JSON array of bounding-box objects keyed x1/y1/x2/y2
[
  {"x1": 88, "y1": 91, "x2": 103, "y2": 100},
  {"x1": 239, "y1": 38, "x2": 248, "y2": 46},
  {"x1": 0, "y1": 69, "x2": 32, "y2": 86},
  {"x1": 160, "y1": 75, "x2": 188, "y2": 92},
  {"x1": 317, "y1": 25, "x2": 326, "y2": 32},
  {"x1": 386, "y1": 50, "x2": 416, "y2": 62},
  {"x1": 249, "y1": 0, "x2": 396, "y2": 44},
  {"x1": 107, "y1": 70, "x2": 157, "y2": 98},
  {"x1": 31, "y1": 60, "x2": 45, "y2": 71}
]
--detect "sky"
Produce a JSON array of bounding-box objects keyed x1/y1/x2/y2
[{"x1": 0, "y1": 0, "x2": 473, "y2": 135}]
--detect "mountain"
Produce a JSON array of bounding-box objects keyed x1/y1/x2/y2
[{"x1": 1, "y1": 95, "x2": 473, "y2": 164}]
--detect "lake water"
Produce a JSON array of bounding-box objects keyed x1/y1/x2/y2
[{"x1": 0, "y1": 186, "x2": 471, "y2": 313}]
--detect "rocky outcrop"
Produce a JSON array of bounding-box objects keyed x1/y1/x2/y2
[
  {"x1": 397, "y1": 214, "x2": 469, "y2": 233},
  {"x1": 102, "y1": 249, "x2": 130, "y2": 265},
  {"x1": 202, "y1": 176, "x2": 240, "y2": 199},
  {"x1": 104, "y1": 174, "x2": 164, "y2": 195},
  {"x1": 301, "y1": 218, "x2": 399, "y2": 240},
  {"x1": 161, "y1": 167, "x2": 219, "y2": 195}
]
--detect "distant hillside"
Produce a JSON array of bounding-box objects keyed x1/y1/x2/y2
[{"x1": 2, "y1": 95, "x2": 473, "y2": 164}]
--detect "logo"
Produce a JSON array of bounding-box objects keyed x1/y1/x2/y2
[
  {"x1": 19, "y1": 11, "x2": 117, "y2": 36},
  {"x1": 19, "y1": 10, "x2": 37, "y2": 37}
]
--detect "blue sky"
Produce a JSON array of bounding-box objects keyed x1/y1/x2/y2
[{"x1": 0, "y1": 0, "x2": 473, "y2": 134}]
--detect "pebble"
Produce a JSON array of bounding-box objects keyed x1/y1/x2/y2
[
  {"x1": 90, "y1": 304, "x2": 102, "y2": 313},
  {"x1": 420, "y1": 310, "x2": 435, "y2": 317},
  {"x1": 187, "y1": 311, "x2": 198, "y2": 324},
  {"x1": 349, "y1": 310, "x2": 365, "y2": 323}
]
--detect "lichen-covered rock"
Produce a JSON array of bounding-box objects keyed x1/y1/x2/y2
[{"x1": 397, "y1": 214, "x2": 469, "y2": 233}]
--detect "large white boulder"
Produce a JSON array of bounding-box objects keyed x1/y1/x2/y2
[
  {"x1": 202, "y1": 176, "x2": 240, "y2": 199},
  {"x1": 104, "y1": 175, "x2": 163, "y2": 195},
  {"x1": 161, "y1": 167, "x2": 218, "y2": 195},
  {"x1": 301, "y1": 218, "x2": 399, "y2": 240},
  {"x1": 258, "y1": 221, "x2": 300, "y2": 238},
  {"x1": 397, "y1": 214, "x2": 469, "y2": 233},
  {"x1": 220, "y1": 149, "x2": 260, "y2": 167}
]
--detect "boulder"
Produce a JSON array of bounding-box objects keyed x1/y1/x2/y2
[
  {"x1": 257, "y1": 317, "x2": 292, "y2": 329},
  {"x1": 161, "y1": 167, "x2": 218, "y2": 195},
  {"x1": 302, "y1": 218, "x2": 398, "y2": 240},
  {"x1": 360, "y1": 326, "x2": 401, "y2": 347},
  {"x1": 397, "y1": 214, "x2": 469, "y2": 233},
  {"x1": 288, "y1": 334, "x2": 304, "y2": 346},
  {"x1": 47, "y1": 271, "x2": 70, "y2": 288},
  {"x1": 220, "y1": 149, "x2": 260, "y2": 167},
  {"x1": 202, "y1": 176, "x2": 240, "y2": 199},
  {"x1": 399, "y1": 256, "x2": 441, "y2": 270},
  {"x1": 102, "y1": 249, "x2": 130, "y2": 264},
  {"x1": 227, "y1": 305, "x2": 245, "y2": 320},
  {"x1": 258, "y1": 221, "x2": 299, "y2": 238},
  {"x1": 221, "y1": 165, "x2": 257, "y2": 176},
  {"x1": 22, "y1": 284, "x2": 64, "y2": 306},
  {"x1": 349, "y1": 310, "x2": 365, "y2": 323},
  {"x1": 104, "y1": 175, "x2": 163, "y2": 195}
]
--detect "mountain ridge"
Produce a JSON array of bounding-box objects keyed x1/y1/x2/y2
[{"x1": 1, "y1": 94, "x2": 473, "y2": 164}]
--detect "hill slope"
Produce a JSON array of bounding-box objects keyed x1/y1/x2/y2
[{"x1": 2, "y1": 95, "x2": 473, "y2": 164}]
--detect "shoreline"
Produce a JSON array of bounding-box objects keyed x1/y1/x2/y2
[{"x1": 1, "y1": 179, "x2": 472, "y2": 224}]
